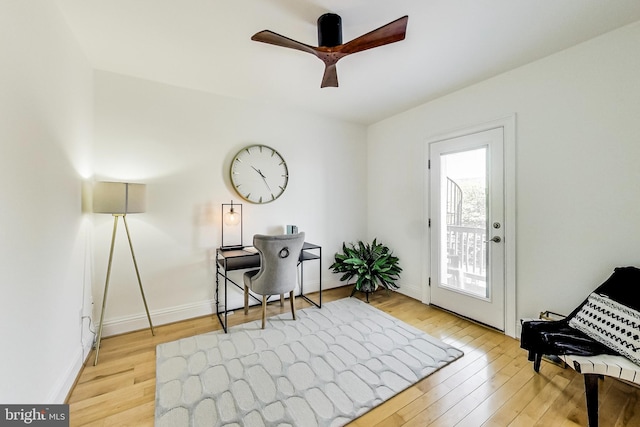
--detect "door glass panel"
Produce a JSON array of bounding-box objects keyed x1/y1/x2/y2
[{"x1": 439, "y1": 147, "x2": 488, "y2": 298}]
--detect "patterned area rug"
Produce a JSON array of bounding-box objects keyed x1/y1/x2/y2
[{"x1": 155, "y1": 297, "x2": 463, "y2": 427}]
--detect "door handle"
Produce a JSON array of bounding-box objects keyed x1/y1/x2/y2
[{"x1": 484, "y1": 236, "x2": 501, "y2": 243}]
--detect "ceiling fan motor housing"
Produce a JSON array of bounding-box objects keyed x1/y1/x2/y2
[{"x1": 318, "y1": 13, "x2": 342, "y2": 47}]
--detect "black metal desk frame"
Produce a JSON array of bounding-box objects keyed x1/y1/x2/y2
[{"x1": 215, "y1": 242, "x2": 322, "y2": 332}]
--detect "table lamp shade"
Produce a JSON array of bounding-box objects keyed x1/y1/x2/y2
[{"x1": 93, "y1": 182, "x2": 146, "y2": 214}]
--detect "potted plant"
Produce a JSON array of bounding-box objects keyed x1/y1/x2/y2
[{"x1": 330, "y1": 238, "x2": 402, "y2": 301}]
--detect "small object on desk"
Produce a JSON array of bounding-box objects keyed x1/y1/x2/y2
[{"x1": 286, "y1": 225, "x2": 298, "y2": 234}]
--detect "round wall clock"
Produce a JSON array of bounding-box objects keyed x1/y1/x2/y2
[{"x1": 230, "y1": 144, "x2": 289, "y2": 204}]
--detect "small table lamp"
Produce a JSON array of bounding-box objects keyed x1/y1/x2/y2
[
  {"x1": 92, "y1": 181, "x2": 154, "y2": 365},
  {"x1": 221, "y1": 201, "x2": 243, "y2": 249}
]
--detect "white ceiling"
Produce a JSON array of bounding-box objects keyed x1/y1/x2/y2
[{"x1": 54, "y1": 0, "x2": 640, "y2": 125}]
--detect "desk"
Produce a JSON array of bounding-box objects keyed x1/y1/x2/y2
[{"x1": 215, "y1": 242, "x2": 322, "y2": 332}]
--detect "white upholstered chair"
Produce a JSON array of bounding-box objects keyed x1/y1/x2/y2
[{"x1": 243, "y1": 232, "x2": 305, "y2": 329}]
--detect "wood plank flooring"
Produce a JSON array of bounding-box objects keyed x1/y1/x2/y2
[{"x1": 67, "y1": 286, "x2": 640, "y2": 426}]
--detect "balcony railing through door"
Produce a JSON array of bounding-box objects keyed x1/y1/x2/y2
[{"x1": 445, "y1": 177, "x2": 487, "y2": 297}]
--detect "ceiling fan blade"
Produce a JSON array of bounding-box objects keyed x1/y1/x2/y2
[
  {"x1": 320, "y1": 63, "x2": 339, "y2": 88},
  {"x1": 251, "y1": 30, "x2": 317, "y2": 56},
  {"x1": 339, "y1": 15, "x2": 408, "y2": 55},
  {"x1": 252, "y1": 15, "x2": 408, "y2": 88}
]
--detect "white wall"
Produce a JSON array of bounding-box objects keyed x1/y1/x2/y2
[
  {"x1": 368, "y1": 21, "x2": 640, "y2": 331},
  {"x1": 0, "y1": 2, "x2": 93, "y2": 403},
  {"x1": 93, "y1": 71, "x2": 367, "y2": 335}
]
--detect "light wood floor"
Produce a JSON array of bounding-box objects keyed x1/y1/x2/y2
[{"x1": 67, "y1": 286, "x2": 640, "y2": 426}]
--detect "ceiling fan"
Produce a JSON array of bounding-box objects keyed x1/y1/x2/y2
[{"x1": 251, "y1": 13, "x2": 409, "y2": 88}]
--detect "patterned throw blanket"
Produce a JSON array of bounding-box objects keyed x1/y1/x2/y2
[{"x1": 569, "y1": 292, "x2": 640, "y2": 365}]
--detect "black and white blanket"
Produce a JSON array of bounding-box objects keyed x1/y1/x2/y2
[{"x1": 569, "y1": 292, "x2": 640, "y2": 365}]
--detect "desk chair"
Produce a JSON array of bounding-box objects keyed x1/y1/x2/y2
[{"x1": 243, "y1": 232, "x2": 305, "y2": 328}]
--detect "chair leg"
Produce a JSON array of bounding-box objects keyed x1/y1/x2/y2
[
  {"x1": 290, "y1": 290, "x2": 296, "y2": 320},
  {"x1": 533, "y1": 353, "x2": 542, "y2": 372},
  {"x1": 584, "y1": 374, "x2": 599, "y2": 427},
  {"x1": 280, "y1": 294, "x2": 284, "y2": 306},
  {"x1": 244, "y1": 285, "x2": 249, "y2": 315},
  {"x1": 261, "y1": 295, "x2": 267, "y2": 329}
]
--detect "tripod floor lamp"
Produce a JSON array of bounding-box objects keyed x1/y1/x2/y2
[{"x1": 93, "y1": 181, "x2": 154, "y2": 365}]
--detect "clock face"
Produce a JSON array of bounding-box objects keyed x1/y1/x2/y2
[{"x1": 230, "y1": 145, "x2": 289, "y2": 204}]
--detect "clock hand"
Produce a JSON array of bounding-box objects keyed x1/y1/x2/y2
[
  {"x1": 251, "y1": 165, "x2": 272, "y2": 191},
  {"x1": 260, "y1": 175, "x2": 272, "y2": 192},
  {"x1": 251, "y1": 165, "x2": 266, "y2": 178}
]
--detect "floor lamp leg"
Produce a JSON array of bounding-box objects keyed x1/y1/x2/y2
[
  {"x1": 94, "y1": 215, "x2": 119, "y2": 366},
  {"x1": 123, "y1": 215, "x2": 155, "y2": 335},
  {"x1": 94, "y1": 215, "x2": 155, "y2": 366}
]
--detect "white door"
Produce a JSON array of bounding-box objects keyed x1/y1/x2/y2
[{"x1": 429, "y1": 127, "x2": 505, "y2": 330}]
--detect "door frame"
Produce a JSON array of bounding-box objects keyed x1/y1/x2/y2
[{"x1": 423, "y1": 115, "x2": 517, "y2": 337}]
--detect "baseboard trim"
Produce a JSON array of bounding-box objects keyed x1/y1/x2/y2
[
  {"x1": 101, "y1": 299, "x2": 216, "y2": 337},
  {"x1": 396, "y1": 283, "x2": 422, "y2": 300},
  {"x1": 100, "y1": 281, "x2": 346, "y2": 337},
  {"x1": 49, "y1": 340, "x2": 93, "y2": 404}
]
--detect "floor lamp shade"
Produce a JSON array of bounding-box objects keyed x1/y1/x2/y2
[{"x1": 93, "y1": 182, "x2": 146, "y2": 214}]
